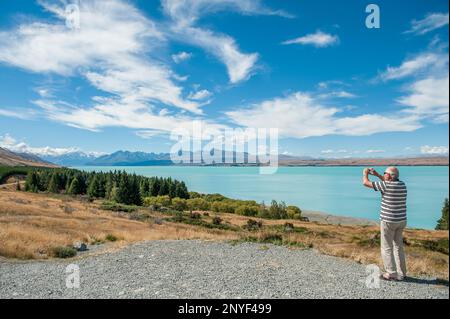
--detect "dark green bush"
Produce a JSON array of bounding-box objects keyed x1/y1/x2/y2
[
  {"x1": 105, "y1": 234, "x2": 118, "y2": 242},
  {"x1": 53, "y1": 246, "x2": 77, "y2": 258},
  {"x1": 243, "y1": 219, "x2": 263, "y2": 231}
]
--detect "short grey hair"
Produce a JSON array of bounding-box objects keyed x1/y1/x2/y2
[{"x1": 386, "y1": 167, "x2": 399, "y2": 180}]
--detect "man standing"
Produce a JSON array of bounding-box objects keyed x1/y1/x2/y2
[{"x1": 363, "y1": 166, "x2": 407, "y2": 281}]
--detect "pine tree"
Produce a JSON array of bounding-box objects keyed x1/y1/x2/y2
[
  {"x1": 48, "y1": 173, "x2": 60, "y2": 193},
  {"x1": 115, "y1": 173, "x2": 131, "y2": 204},
  {"x1": 68, "y1": 177, "x2": 83, "y2": 195},
  {"x1": 176, "y1": 181, "x2": 189, "y2": 199},
  {"x1": 25, "y1": 171, "x2": 39, "y2": 193},
  {"x1": 129, "y1": 175, "x2": 142, "y2": 205},
  {"x1": 436, "y1": 198, "x2": 449, "y2": 230},
  {"x1": 87, "y1": 175, "x2": 100, "y2": 198},
  {"x1": 158, "y1": 179, "x2": 169, "y2": 196},
  {"x1": 169, "y1": 182, "x2": 177, "y2": 198},
  {"x1": 150, "y1": 178, "x2": 160, "y2": 196}
]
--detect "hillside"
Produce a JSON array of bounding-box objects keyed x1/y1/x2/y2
[
  {"x1": 279, "y1": 156, "x2": 449, "y2": 167},
  {"x1": 0, "y1": 187, "x2": 448, "y2": 281},
  {"x1": 0, "y1": 147, "x2": 57, "y2": 167}
]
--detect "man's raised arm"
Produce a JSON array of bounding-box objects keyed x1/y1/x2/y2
[{"x1": 363, "y1": 168, "x2": 374, "y2": 188}]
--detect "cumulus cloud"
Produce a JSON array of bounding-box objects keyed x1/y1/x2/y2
[
  {"x1": 282, "y1": 31, "x2": 339, "y2": 48},
  {"x1": 162, "y1": 0, "x2": 289, "y2": 83},
  {"x1": 398, "y1": 75, "x2": 449, "y2": 120},
  {"x1": 188, "y1": 89, "x2": 213, "y2": 101},
  {"x1": 172, "y1": 51, "x2": 192, "y2": 63},
  {"x1": 0, "y1": 0, "x2": 202, "y2": 114},
  {"x1": 379, "y1": 49, "x2": 449, "y2": 123},
  {"x1": 405, "y1": 13, "x2": 449, "y2": 35},
  {"x1": 0, "y1": 133, "x2": 99, "y2": 156},
  {"x1": 420, "y1": 145, "x2": 449, "y2": 155},
  {"x1": 379, "y1": 53, "x2": 448, "y2": 81},
  {"x1": 225, "y1": 92, "x2": 422, "y2": 139}
]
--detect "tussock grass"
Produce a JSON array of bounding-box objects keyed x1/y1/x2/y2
[
  {"x1": 0, "y1": 190, "x2": 238, "y2": 259},
  {"x1": 0, "y1": 188, "x2": 448, "y2": 280}
]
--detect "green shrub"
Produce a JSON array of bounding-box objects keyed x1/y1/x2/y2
[
  {"x1": 186, "y1": 198, "x2": 210, "y2": 211},
  {"x1": 210, "y1": 200, "x2": 235, "y2": 214},
  {"x1": 204, "y1": 193, "x2": 228, "y2": 202},
  {"x1": 243, "y1": 219, "x2": 263, "y2": 231},
  {"x1": 235, "y1": 205, "x2": 259, "y2": 217},
  {"x1": 260, "y1": 233, "x2": 283, "y2": 245},
  {"x1": 189, "y1": 212, "x2": 202, "y2": 219},
  {"x1": 436, "y1": 198, "x2": 449, "y2": 231},
  {"x1": 105, "y1": 234, "x2": 118, "y2": 242},
  {"x1": 101, "y1": 201, "x2": 137, "y2": 213},
  {"x1": 287, "y1": 206, "x2": 302, "y2": 219},
  {"x1": 212, "y1": 216, "x2": 222, "y2": 225},
  {"x1": 143, "y1": 195, "x2": 171, "y2": 209},
  {"x1": 171, "y1": 197, "x2": 188, "y2": 211},
  {"x1": 412, "y1": 239, "x2": 449, "y2": 255},
  {"x1": 52, "y1": 246, "x2": 77, "y2": 258}
]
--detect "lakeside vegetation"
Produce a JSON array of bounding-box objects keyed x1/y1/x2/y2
[
  {"x1": 436, "y1": 198, "x2": 449, "y2": 231},
  {"x1": 20, "y1": 167, "x2": 304, "y2": 221},
  {"x1": 0, "y1": 165, "x2": 448, "y2": 280}
]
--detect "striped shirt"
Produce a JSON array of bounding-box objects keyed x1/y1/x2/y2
[{"x1": 373, "y1": 180, "x2": 407, "y2": 223}]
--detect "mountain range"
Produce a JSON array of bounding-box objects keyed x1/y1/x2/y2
[
  {"x1": 1, "y1": 147, "x2": 448, "y2": 167},
  {"x1": 0, "y1": 147, "x2": 57, "y2": 167}
]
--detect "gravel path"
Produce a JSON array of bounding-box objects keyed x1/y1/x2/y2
[{"x1": 0, "y1": 240, "x2": 448, "y2": 299}]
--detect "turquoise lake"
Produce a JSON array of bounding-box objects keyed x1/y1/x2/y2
[{"x1": 75, "y1": 166, "x2": 449, "y2": 230}]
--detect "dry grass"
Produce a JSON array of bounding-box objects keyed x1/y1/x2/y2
[
  {"x1": 0, "y1": 190, "x2": 237, "y2": 259},
  {"x1": 0, "y1": 188, "x2": 448, "y2": 280}
]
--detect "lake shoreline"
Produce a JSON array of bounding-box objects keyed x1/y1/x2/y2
[{"x1": 301, "y1": 210, "x2": 379, "y2": 227}]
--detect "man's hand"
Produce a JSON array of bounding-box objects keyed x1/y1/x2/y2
[
  {"x1": 369, "y1": 168, "x2": 384, "y2": 181},
  {"x1": 363, "y1": 167, "x2": 374, "y2": 188}
]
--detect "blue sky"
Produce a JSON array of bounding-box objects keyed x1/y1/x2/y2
[{"x1": 0, "y1": 0, "x2": 448, "y2": 158}]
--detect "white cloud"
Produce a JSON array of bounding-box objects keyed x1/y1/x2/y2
[
  {"x1": 380, "y1": 53, "x2": 448, "y2": 81},
  {"x1": 0, "y1": 108, "x2": 35, "y2": 120},
  {"x1": 188, "y1": 89, "x2": 213, "y2": 100},
  {"x1": 366, "y1": 149, "x2": 385, "y2": 154},
  {"x1": 172, "y1": 51, "x2": 192, "y2": 63},
  {"x1": 282, "y1": 31, "x2": 339, "y2": 48},
  {"x1": 319, "y1": 91, "x2": 357, "y2": 99},
  {"x1": 33, "y1": 97, "x2": 227, "y2": 136},
  {"x1": 0, "y1": 133, "x2": 92, "y2": 156},
  {"x1": 0, "y1": 0, "x2": 202, "y2": 114},
  {"x1": 225, "y1": 92, "x2": 422, "y2": 139},
  {"x1": 420, "y1": 145, "x2": 449, "y2": 155},
  {"x1": 398, "y1": 75, "x2": 449, "y2": 121},
  {"x1": 321, "y1": 149, "x2": 348, "y2": 154},
  {"x1": 379, "y1": 49, "x2": 449, "y2": 123},
  {"x1": 162, "y1": 0, "x2": 288, "y2": 83},
  {"x1": 405, "y1": 13, "x2": 449, "y2": 35},
  {"x1": 135, "y1": 130, "x2": 166, "y2": 139}
]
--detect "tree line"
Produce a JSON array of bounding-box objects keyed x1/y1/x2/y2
[{"x1": 25, "y1": 168, "x2": 189, "y2": 205}]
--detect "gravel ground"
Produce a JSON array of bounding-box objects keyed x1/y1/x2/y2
[{"x1": 0, "y1": 240, "x2": 448, "y2": 299}]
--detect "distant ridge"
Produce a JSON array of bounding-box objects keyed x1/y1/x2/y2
[
  {"x1": 12, "y1": 147, "x2": 449, "y2": 167},
  {"x1": 279, "y1": 156, "x2": 449, "y2": 167},
  {"x1": 0, "y1": 147, "x2": 58, "y2": 167}
]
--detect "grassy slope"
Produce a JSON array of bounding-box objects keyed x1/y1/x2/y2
[{"x1": 0, "y1": 187, "x2": 448, "y2": 280}]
